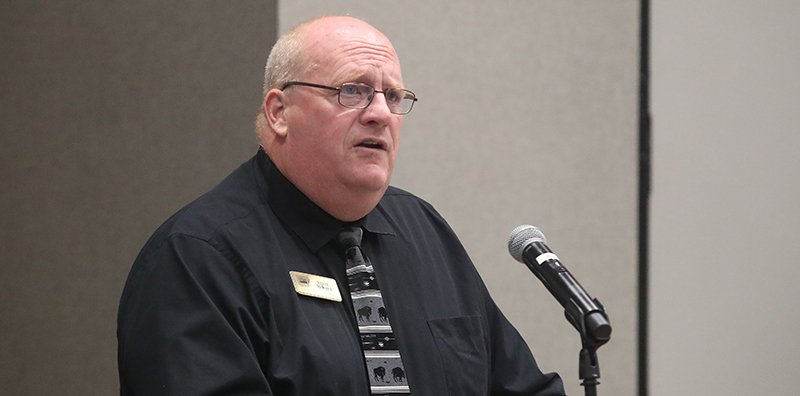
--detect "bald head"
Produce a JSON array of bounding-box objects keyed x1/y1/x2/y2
[{"x1": 262, "y1": 16, "x2": 398, "y2": 95}]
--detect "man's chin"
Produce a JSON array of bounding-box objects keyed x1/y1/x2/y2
[{"x1": 347, "y1": 168, "x2": 391, "y2": 193}]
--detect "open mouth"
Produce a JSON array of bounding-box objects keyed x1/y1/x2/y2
[{"x1": 356, "y1": 139, "x2": 386, "y2": 150}]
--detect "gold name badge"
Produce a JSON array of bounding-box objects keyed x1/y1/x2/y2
[{"x1": 289, "y1": 271, "x2": 342, "y2": 302}]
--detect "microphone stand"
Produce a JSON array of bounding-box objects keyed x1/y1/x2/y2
[
  {"x1": 572, "y1": 305, "x2": 611, "y2": 396},
  {"x1": 579, "y1": 343, "x2": 601, "y2": 396}
]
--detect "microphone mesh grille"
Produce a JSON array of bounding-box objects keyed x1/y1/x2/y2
[{"x1": 507, "y1": 225, "x2": 546, "y2": 262}]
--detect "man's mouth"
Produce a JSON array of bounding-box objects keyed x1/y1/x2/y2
[{"x1": 356, "y1": 139, "x2": 386, "y2": 150}]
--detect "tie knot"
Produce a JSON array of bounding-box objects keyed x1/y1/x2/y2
[{"x1": 336, "y1": 227, "x2": 363, "y2": 249}]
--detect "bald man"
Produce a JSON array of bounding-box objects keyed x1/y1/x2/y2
[{"x1": 118, "y1": 16, "x2": 565, "y2": 395}]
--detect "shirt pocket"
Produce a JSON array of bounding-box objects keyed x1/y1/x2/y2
[{"x1": 427, "y1": 315, "x2": 489, "y2": 395}]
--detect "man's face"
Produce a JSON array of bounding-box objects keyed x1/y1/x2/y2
[{"x1": 280, "y1": 19, "x2": 404, "y2": 201}]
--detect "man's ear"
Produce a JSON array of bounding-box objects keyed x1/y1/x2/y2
[{"x1": 263, "y1": 89, "x2": 288, "y2": 137}]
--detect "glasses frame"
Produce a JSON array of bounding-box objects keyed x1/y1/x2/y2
[{"x1": 281, "y1": 81, "x2": 417, "y2": 115}]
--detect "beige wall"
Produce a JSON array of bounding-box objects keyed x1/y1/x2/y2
[
  {"x1": 650, "y1": 1, "x2": 800, "y2": 394},
  {"x1": 280, "y1": 2, "x2": 641, "y2": 395}
]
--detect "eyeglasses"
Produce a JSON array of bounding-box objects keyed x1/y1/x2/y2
[{"x1": 281, "y1": 81, "x2": 418, "y2": 115}]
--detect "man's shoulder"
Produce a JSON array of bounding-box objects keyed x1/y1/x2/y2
[
  {"x1": 146, "y1": 157, "x2": 263, "y2": 245},
  {"x1": 379, "y1": 185, "x2": 441, "y2": 217},
  {"x1": 381, "y1": 185, "x2": 432, "y2": 208},
  {"x1": 377, "y1": 185, "x2": 449, "y2": 232}
]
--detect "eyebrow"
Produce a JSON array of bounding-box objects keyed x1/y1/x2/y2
[{"x1": 330, "y1": 72, "x2": 404, "y2": 90}]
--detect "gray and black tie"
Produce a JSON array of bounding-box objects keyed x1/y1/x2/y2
[{"x1": 337, "y1": 227, "x2": 410, "y2": 395}]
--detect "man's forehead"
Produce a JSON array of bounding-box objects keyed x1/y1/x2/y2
[
  {"x1": 300, "y1": 18, "x2": 402, "y2": 85},
  {"x1": 300, "y1": 17, "x2": 395, "y2": 55}
]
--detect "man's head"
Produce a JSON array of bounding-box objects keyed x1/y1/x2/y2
[{"x1": 257, "y1": 16, "x2": 411, "y2": 222}]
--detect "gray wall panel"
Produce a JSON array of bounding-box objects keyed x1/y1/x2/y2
[
  {"x1": 651, "y1": 1, "x2": 800, "y2": 394},
  {"x1": 0, "y1": 2, "x2": 277, "y2": 394}
]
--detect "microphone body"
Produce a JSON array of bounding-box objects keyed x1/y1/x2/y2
[{"x1": 509, "y1": 225, "x2": 611, "y2": 346}]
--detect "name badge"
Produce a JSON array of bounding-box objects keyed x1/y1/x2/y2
[{"x1": 289, "y1": 271, "x2": 342, "y2": 302}]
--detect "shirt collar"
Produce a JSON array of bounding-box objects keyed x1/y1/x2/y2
[{"x1": 254, "y1": 149, "x2": 395, "y2": 252}]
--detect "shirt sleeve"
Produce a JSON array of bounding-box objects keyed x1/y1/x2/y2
[
  {"x1": 485, "y1": 296, "x2": 567, "y2": 395},
  {"x1": 117, "y1": 234, "x2": 272, "y2": 395}
]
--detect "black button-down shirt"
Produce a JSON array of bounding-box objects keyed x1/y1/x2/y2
[{"x1": 118, "y1": 149, "x2": 565, "y2": 395}]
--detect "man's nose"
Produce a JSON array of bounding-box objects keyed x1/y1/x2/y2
[{"x1": 361, "y1": 91, "x2": 394, "y2": 122}]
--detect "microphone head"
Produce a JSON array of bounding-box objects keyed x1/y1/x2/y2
[{"x1": 508, "y1": 225, "x2": 547, "y2": 262}]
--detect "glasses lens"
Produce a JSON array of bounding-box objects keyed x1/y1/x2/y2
[
  {"x1": 385, "y1": 89, "x2": 416, "y2": 114},
  {"x1": 338, "y1": 83, "x2": 416, "y2": 114},
  {"x1": 338, "y1": 83, "x2": 373, "y2": 108}
]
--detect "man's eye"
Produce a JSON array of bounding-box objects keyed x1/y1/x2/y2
[
  {"x1": 385, "y1": 90, "x2": 401, "y2": 103},
  {"x1": 341, "y1": 85, "x2": 359, "y2": 95}
]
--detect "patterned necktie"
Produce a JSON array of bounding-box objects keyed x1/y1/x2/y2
[{"x1": 337, "y1": 227, "x2": 410, "y2": 395}]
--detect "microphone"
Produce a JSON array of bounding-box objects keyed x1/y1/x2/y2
[{"x1": 508, "y1": 225, "x2": 611, "y2": 346}]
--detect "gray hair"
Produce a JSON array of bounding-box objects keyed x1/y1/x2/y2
[
  {"x1": 256, "y1": 24, "x2": 309, "y2": 139},
  {"x1": 256, "y1": 16, "x2": 350, "y2": 140},
  {"x1": 262, "y1": 22, "x2": 315, "y2": 95}
]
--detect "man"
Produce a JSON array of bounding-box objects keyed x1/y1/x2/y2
[{"x1": 118, "y1": 16, "x2": 565, "y2": 395}]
